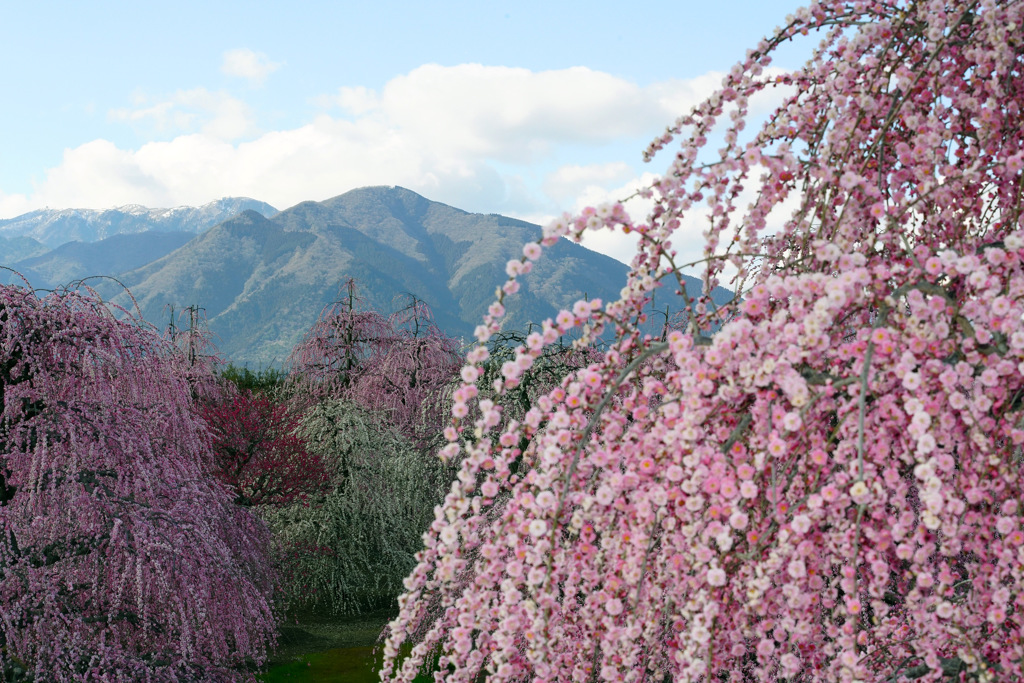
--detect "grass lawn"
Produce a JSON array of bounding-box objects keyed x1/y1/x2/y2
[
  {"x1": 258, "y1": 646, "x2": 380, "y2": 682},
  {"x1": 256, "y1": 608, "x2": 436, "y2": 682}
]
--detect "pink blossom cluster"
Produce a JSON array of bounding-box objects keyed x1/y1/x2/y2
[
  {"x1": 289, "y1": 285, "x2": 462, "y2": 453},
  {"x1": 382, "y1": 1, "x2": 1024, "y2": 681}
]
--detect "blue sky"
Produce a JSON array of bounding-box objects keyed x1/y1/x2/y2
[{"x1": 0, "y1": 0, "x2": 811, "y2": 262}]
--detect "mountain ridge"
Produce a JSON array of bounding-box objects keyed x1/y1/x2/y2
[
  {"x1": 3, "y1": 187, "x2": 734, "y2": 364},
  {"x1": 104, "y1": 187, "x2": 733, "y2": 363},
  {"x1": 0, "y1": 197, "x2": 279, "y2": 248}
]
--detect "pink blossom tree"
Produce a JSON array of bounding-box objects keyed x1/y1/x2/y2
[
  {"x1": 289, "y1": 283, "x2": 462, "y2": 452},
  {"x1": 280, "y1": 286, "x2": 463, "y2": 615},
  {"x1": 0, "y1": 285, "x2": 277, "y2": 681},
  {"x1": 382, "y1": 2, "x2": 1024, "y2": 681}
]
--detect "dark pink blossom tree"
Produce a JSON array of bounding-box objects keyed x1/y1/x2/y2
[
  {"x1": 382, "y1": 2, "x2": 1024, "y2": 681},
  {"x1": 199, "y1": 388, "x2": 330, "y2": 508},
  {"x1": 0, "y1": 285, "x2": 277, "y2": 681}
]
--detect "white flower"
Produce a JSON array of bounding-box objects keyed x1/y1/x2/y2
[
  {"x1": 440, "y1": 526, "x2": 458, "y2": 547},
  {"x1": 707, "y1": 567, "x2": 727, "y2": 587},
  {"x1": 787, "y1": 558, "x2": 807, "y2": 579},
  {"x1": 528, "y1": 519, "x2": 548, "y2": 538},
  {"x1": 535, "y1": 490, "x2": 556, "y2": 509}
]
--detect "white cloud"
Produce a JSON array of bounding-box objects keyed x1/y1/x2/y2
[
  {"x1": 542, "y1": 162, "x2": 635, "y2": 205},
  {"x1": 331, "y1": 86, "x2": 379, "y2": 116},
  {"x1": 108, "y1": 88, "x2": 257, "y2": 141},
  {"x1": 0, "y1": 191, "x2": 31, "y2": 218},
  {"x1": 7, "y1": 64, "x2": 780, "y2": 235},
  {"x1": 30, "y1": 139, "x2": 173, "y2": 209},
  {"x1": 329, "y1": 64, "x2": 723, "y2": 164},
  {"x1": 220, "y1": 48, "x2": 282, "y2": 87}
]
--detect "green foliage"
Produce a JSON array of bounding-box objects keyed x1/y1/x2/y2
[
  {"x1": 259, "y1": 400, "x2": 452, "y2": 616},
  {"x1": 220, "y1": 363, "x2": 289, "y2": 394}
]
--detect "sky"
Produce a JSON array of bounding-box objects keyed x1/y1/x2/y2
[{"x1": 0, "y1": 0, "x2": 813, "y2": 264}]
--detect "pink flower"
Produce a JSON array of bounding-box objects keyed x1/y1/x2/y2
[
  {"x1": 604, "y1": 598, "x2": 624, "y2": 616},
  {"x1": 787, "y1": 558, "x2": 807, "y2": 579},
  {"x1": 707, "y1": 567, "x2": 727, "y2": 587},
  {"x1": 729, "y1": 511, "x2": 749, "y2": 530},
  {"x1": 595, "y1": 486, "x2": 614, "y2": 506},
  {"x1": 791, "y1": 514, "x2": 811, "y2": 535},
  {"x1": 996, "y1": 516, "x2": 1017, "y2": 535},
  {"x1": 573, "y1": 300, "x2": 593, "y2": 318},
  {"x1": 780, "y1": 653, "x2": 801, "y2": 675}
]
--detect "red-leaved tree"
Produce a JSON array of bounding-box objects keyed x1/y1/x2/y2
[
  {"x1": 199, "y1": 389, "x2": 330, "y2": 508},
  {"x1": 0, "y1": 285, "x2": 277, "y2": 681},
  {"x1": 382, "y1": 2, "x2": 1024, "y2": 681}
]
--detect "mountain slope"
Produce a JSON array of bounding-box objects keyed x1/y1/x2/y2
[
  {"x1": 0, "y1": 235, "x2": 48, "y2": 263},
  {"x1": 6, "y1": 231, "x2": 195, "y2": 290},
  {"x1": 110, "y1": 187, "x2": 734, "y2": 364}
]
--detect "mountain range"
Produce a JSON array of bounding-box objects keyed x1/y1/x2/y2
[
  {"x1": 0, "y1": 197, "x2": 278, "y2": 248},
  {"x1": 0, "y1": 187, "x2": 733, "y2": 365}
]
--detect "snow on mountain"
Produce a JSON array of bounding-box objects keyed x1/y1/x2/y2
[{"x1": 0, "y1": 198, "x2": 279, "y2": 248}]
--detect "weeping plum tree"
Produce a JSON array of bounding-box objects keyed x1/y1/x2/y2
[
  {"x1": 262, "y1": 399, "x2": 446, "y2": 615},
  {"x1": 276, "y1": 286, "x2": 461, "y2": 614},
  {"x1": 382, "y1": 2, "x2": 1024, "y2": 681},
  {"x1": 289, "y1": 282, "x2": 462, "y2": 452},
  {"x1": 0, "y1": 285, "x2": 277, "y2": 681}
]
